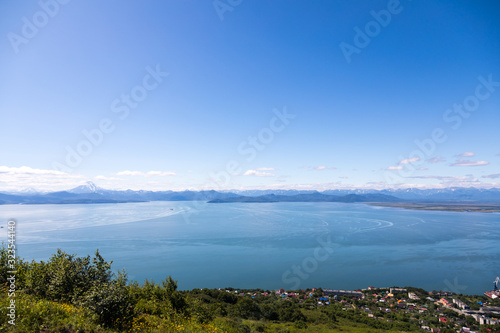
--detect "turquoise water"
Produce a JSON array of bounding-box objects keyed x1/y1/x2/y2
[{"x1": 1, "y1": 201, "x2": 499, "y2": 294}]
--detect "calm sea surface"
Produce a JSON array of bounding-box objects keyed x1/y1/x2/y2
[{"x1": 1, "y1": 201, "x2": 499, "y2": 294}]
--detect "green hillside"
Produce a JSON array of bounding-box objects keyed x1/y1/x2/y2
[{"x1": 1, "y1": 247, "x2": 499, "y2": 332}]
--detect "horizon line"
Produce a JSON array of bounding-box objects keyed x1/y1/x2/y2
[{"x1": 4, "y1": 182, "x2": 500, "y2": 194}]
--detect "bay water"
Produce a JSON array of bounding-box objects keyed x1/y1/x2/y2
[{"x1": 1, "y1": 201, "x2": 499, "y2": 294}]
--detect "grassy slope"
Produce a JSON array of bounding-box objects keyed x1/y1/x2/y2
[{"x1": 0, "y1": 292, "x2": 413, "y2": 333}]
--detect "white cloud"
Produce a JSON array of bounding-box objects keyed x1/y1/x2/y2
[
  {"x1": 0, "y1": 166, "x2": 84, "y2": 192},
  {"x1": 116, "y1": 171, "x2": 143, "y2": 176},
  {"x1": 94, "y1": 175, "x2": 123, "y2": 181},
  {"x1": 459, "y1": 152, "x2": 475, "y2": 157},
  {"x1": 0, "y1": 166, "x2": 66, "y2": 176},
  {"x1": 256, "y1": 167, "x2": 276, "y2": 171},
  {"x1": 301, "y1": 166, "x2": 336, "y2": 170},
  {"x1": 427, "y1": 156, "x2": 445, "y2": 163},
  {"x1": 409, "y1": 175, "x2": 476, "y2": 181},
  {"x1": 314, "y1": 166, "x2": 336, "y2": 170},
  {"x1": 399, "y1": 157, "x2": 420, "y2": 165},
  {"x1": 116, "y1": 170, "x2": 176, "y2": 177},
  {"x1": 482, "y1": 174, "x2": 500, "y2": 179},
  {"x1": 147, "y1": 171, "x2": 176, "y2": 176},
  {"x1": 418, "y1": 167, "x2": 428, "y2": 170},
  {"x1": 450, "y1": 159, "x2": 489, "y2": 167},
  {"x1": 408, "y1": 174, "x2": 480, "y2": 186},
  {"x1": 243, "y1": 169, "x2": 275, "y2": 177},
  {"x1": 386, "y1": 157, "x2": 421, "y2": 171}
]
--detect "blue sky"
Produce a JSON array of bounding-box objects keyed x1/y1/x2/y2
[{"x1": 1, "y1": 0, "x2": 499, "y2": 191}]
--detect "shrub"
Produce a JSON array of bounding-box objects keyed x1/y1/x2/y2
[{"x1": 79, "y1": 272, "x2": 132, "y2": 328}]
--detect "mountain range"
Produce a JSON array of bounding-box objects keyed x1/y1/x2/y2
[
  {"x1": 1, "y1": 182, "x2": 499, "y2": 205},
  {"x1": 208, "y1": 193, "x2": 400, "y2": 203}
]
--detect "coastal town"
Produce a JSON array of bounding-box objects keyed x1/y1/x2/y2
[{"x1": 221, "y1": 284, "x2": 500, "y2": 332}]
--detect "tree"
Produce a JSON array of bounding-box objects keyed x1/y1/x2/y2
[
  {"x1": 189, "y1": 298, "x2": 214, "y2": 323},
  {"x1": 0, "y1": 244, "x2": 27, "y2": 286},
  {"x1": 162, "y1": 276, "x2": 187, "y2": 313},
  {"x1": 235, "y1": 297, "x2": 261, "y2": 319},
  {"x1": 21, "y1": 249, "x2": 115, "y2": 302},
  {"x1": 279, "y1": 304, "x2": 305, "y2": 322},
  {"x1": 261, "y1": 303, "x2": 279, "y2": 321},
  {"x1": 80, "y1": 271, "x2": 132, "y2": 328},
  {"x1": 294, "y1": 320, "x2": 308, "y2": 329}
]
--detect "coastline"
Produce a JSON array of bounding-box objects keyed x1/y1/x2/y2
[{"x1": 367, "y1": 202, "x2": 500, "y2": 213}]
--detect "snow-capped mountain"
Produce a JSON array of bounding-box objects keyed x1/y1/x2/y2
[
  {"x1": 379, "y1": 187, "x2": 500, "y2": 202},
  {"x1": 68, "y1": 181, "x2": 103, "y2": 194},
  {"x1": 2, "y1": 187, "x2": 43, "y2": 195},
  {"x1": 0, "y1": 183, "x2": 499, "y2": 205}
]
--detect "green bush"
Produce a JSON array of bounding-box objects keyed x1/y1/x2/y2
[
  {"x1": 23, "y1": 249, "x2": 113, "y2": 302},
  {"x1": 294, "y1": 319, "x2": 308, "y2": 329},
  {"x1": 79, "y1": 272, "x2": 132, "y2": 328}
]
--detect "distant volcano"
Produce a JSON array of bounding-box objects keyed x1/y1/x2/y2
[{"x1": 68, "y1": 181, "x2": 102, "y2": 194}]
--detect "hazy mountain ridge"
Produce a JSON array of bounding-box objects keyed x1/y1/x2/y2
[
  {"x1": 229, "y1": 187, "x2": 500, "y2": 202},
  {"x1": 209, "y1": 192, "x2": 401, "y2": 203},
  {"x1": 0, "y1": 182, "x2": 499, "y2": 205},
  {"x1": 0, "y1": 182, "x2": 239, "y2": 205}
]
